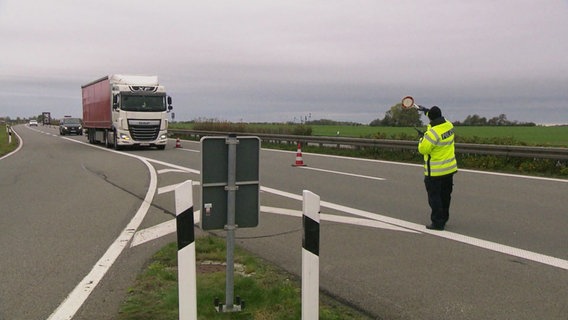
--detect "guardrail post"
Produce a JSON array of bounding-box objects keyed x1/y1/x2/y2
[
  {"x1": 175, "y1": 180, "x2": 197, "y2": 320},
  {"x1": 302, "y1": 190, "x2": 320, "y2": 320}
]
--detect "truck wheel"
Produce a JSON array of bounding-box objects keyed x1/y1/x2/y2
[{"x1": 88, "y1": 129, "x2": 95, "y2": 144}]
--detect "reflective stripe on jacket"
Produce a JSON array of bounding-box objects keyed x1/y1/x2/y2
[{"x1": 418, "y1": 119, "x2": 458, "y2": 177}]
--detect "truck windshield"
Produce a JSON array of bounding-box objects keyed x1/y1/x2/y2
[{"x1": 122, "y1": 95, "x2": 166, "y2": 112}]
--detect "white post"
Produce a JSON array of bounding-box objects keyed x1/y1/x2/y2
[
  {"x1": 175, "y1": 180, "x2": 197, "y2": 320},
  {"x1": 302, "y1": 190, "x2": 320, "y2": 320}
]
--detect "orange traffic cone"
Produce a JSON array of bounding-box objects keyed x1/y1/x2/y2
[
  {"x1": 175, "y1": 137, "x2": 181, "y2": 148},
  {"x1": 292, "y1": 142, "x2": 306, "y2": 166}
]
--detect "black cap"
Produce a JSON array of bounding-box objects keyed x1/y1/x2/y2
[{"x1": 427, "y1": 106, "x2": 442, "y2": 120}]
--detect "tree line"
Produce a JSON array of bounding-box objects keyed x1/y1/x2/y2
[{"x1": 369, "y1": 103, "x2": 536, "y2": 127}]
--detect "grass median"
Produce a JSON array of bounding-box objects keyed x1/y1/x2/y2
[{"x1": 118, "y1": 235, "x2": 370, "y2": 320}]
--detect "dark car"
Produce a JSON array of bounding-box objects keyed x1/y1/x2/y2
[{"x1": 59, "y1": 118, "x2": 83, "y2": 135}]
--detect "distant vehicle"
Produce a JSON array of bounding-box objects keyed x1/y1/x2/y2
[
  {"x1": 81, "y1": 74, "x2": 173, "y2": 150},
  {"x1": 59, "y1": 117, "x2": 83, "y2": 135},
  {"x1": 29, "y1": 120, "x2": 38, "y2": 126}
]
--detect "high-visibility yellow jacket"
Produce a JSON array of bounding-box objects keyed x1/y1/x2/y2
[{"x1": 418, "y1": 118, "x2": 458, "y2": 177}]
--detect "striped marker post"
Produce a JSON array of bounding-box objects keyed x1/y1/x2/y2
[
  {"x1": 175, "y1": 180, "x2": 197, "y2": 320},
  {"x1": 302, "y1": 190, "x2": 320, "y2": 320}
]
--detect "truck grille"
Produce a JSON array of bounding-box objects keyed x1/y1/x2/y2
[
  {"x1": 128, "y1": 119, "x2": 161, "y2": 141},
  {"x1": 129, "y1": 125, "x2": 160, "y2": 141}
]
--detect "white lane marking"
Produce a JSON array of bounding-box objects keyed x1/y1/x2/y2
[
  {"x1": 48, "y1": 158, "x2": 157, "y2": 320},
  {"x1": 157, "y1": 168, "x2": 189, "y2": 174},
  {"x1": 157, "y1": 180, "x2": 202, "y2": 194},
  {"x1": 145, "y1": 158, "x2": 199, "y2": 174},
  {"x1": 130, "y1": 210, "x2": 201, "y2": 248},
  {"x1": 298, "y1": 166, "x2": 385, "y2": 181},
  {"x1": 260, "y1": 206, "x2": 417, "y2": 233},
  {"x1": 131, "y1": 220, "x2": 175, "y2": 247},
  {"x1": 261, "y1": 186, "x2": 568, "y2": 270},
  {"x1": 176, "y1": 148, "x2": 199, "y2": 153}
]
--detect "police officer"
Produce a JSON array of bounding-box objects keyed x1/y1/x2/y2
[{"x1": 418, "y1": 106, "x2": 457, "y2": 230}]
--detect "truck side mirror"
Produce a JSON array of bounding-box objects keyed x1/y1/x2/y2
[
  {"x1": 113, "y1": 95, "x2": 119, "y2": 109},
  {"x1": 167, "y1": 96, "x2": 173, "y2": 111}
]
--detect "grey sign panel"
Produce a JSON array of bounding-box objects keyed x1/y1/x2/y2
[{"x1": 200, "y1": 136, "x2": 260, "y2": 231}]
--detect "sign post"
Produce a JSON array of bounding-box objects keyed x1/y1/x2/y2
[{"x1": 200, "y1": 134, "x2": 260, "y2": 312}]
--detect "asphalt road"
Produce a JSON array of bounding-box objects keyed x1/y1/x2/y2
[{"x1": 1, "y1": 124, "x2": 567, "y2": 320}]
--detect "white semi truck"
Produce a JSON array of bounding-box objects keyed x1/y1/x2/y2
[{"x1": 82, "y1": 74, "x2": 173, "y2": 150}]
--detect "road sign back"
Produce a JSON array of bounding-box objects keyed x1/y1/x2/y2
[{"x1": 200, "y1": 136, "x2": 260, "y2": 231}]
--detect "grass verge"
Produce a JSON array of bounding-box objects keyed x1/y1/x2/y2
[
  {"x1": 118, "y1": 235, "x2": 370, "y2": 320},
  {"x1": 0, "y1": 126, "x2": 18, "y2": 156}
]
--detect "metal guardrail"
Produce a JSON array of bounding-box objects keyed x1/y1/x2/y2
[{"x1": 169, "y1": 129, "x2": 568, "y2": 160}]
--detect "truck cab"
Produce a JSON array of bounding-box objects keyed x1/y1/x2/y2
[{"x1": 111, "y1": 83, "x2": 172, "y2": 149}]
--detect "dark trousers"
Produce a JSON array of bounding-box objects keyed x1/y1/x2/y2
[{"x1": 424, "y1": 174, "x2": 454, "y2": 227}]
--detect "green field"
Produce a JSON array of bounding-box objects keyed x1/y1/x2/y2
[
  {"x1": 172, "y1": 122, "x2": 568, "y2": 147},
  {"x1": 311, "y1": 125, "x2": 568, "y2": 147}
]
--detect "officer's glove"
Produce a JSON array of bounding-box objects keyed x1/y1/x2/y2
[
  {"x1": 415, "y1": 127, "x2": 425, "y2": 138},
  {"x1": 417, "y1": 105, "x2": 429, "y2": 115}
]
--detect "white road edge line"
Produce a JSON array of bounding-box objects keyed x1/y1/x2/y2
[{"x1": 48, "y1": 153, "x2": 157, "y2": 320}]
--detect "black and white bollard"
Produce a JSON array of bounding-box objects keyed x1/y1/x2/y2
[
  {"x1": 302, "y1": 190, "x2": 320, "y2": 320},
  {"x1": 175, "y1": 180, "x2": 197, "y2": 320}
]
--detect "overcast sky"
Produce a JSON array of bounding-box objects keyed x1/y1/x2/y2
[{"x1": 1, "y1": 0, "x2": 567, "y2": 124}]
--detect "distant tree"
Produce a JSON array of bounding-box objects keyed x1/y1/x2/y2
[
  {"x1": 369, "y1": 118, "x2": 382, "y2": 126},
  {"x1": 462, "y1": 114, "x2": 487, "y2": 126},
  {"x1": 370, "y1": 104, "x2": 423, "y2": 126},
  {"x1": 374, "y1": 103, "x2": 422, "y2": 127},
  {"x1": 457, "y1": 113, "x2": 538, "y2": 126}
]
